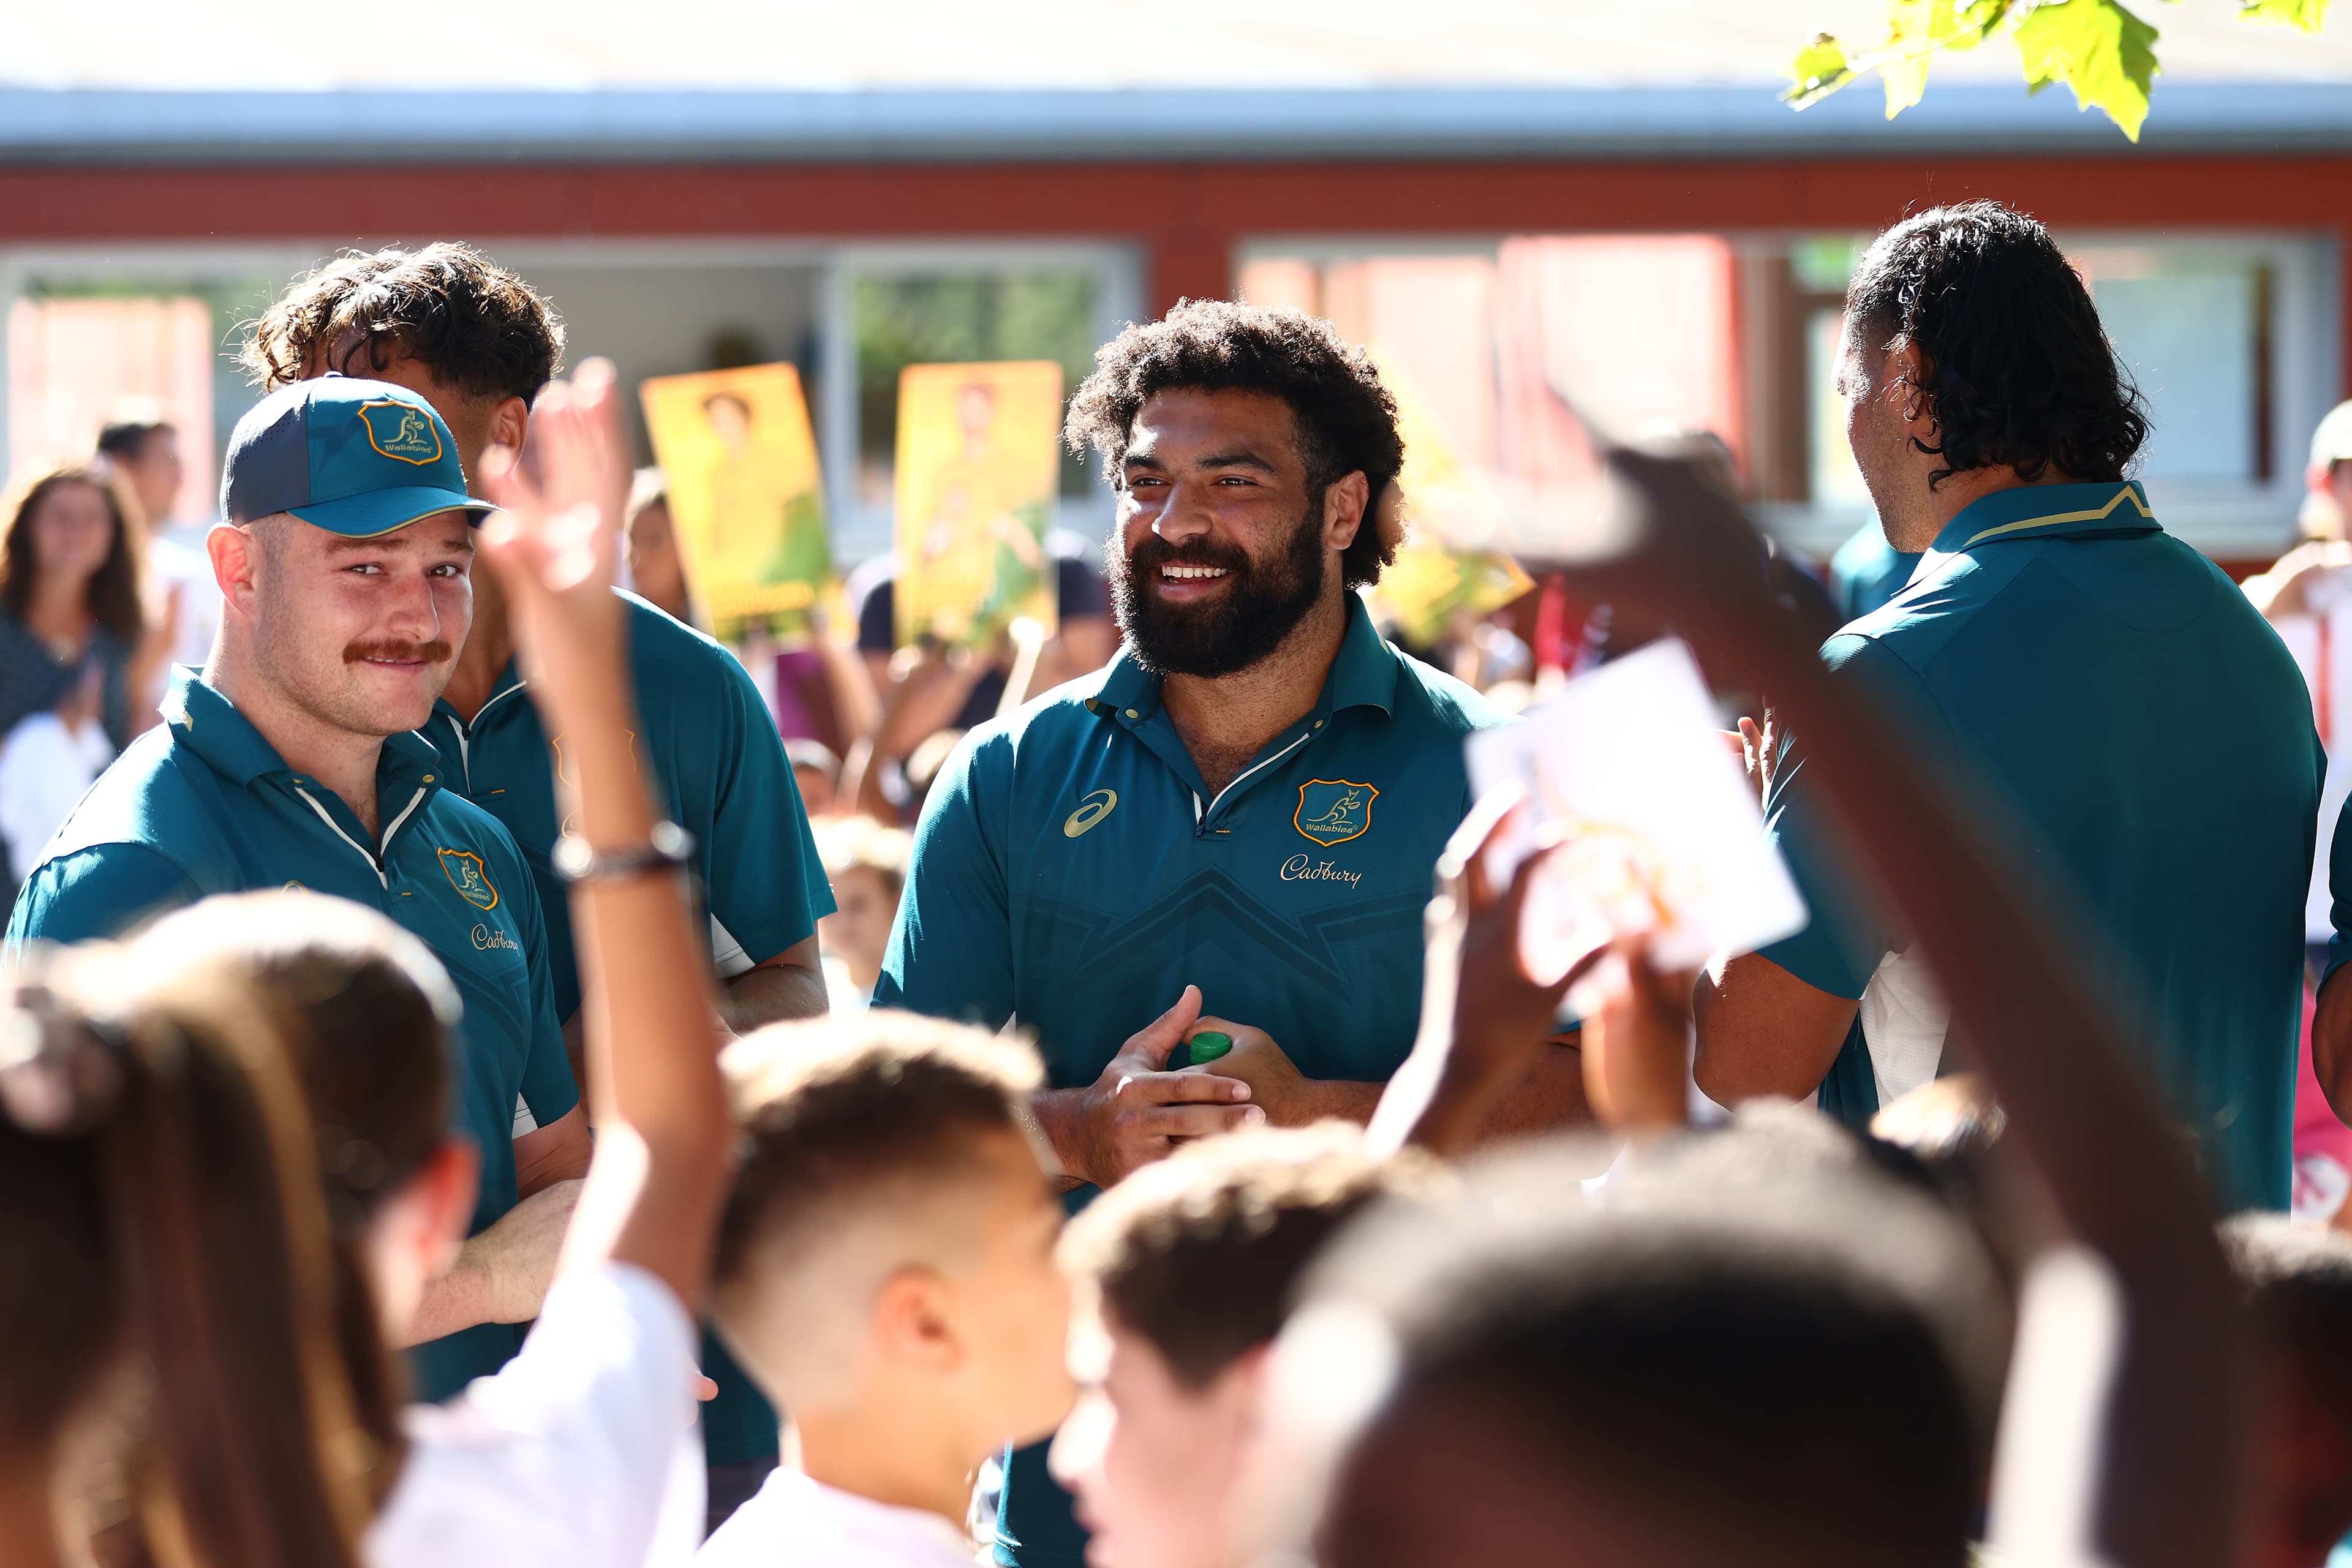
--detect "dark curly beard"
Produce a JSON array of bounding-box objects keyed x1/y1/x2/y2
[{"x1": 1107, "y1": 508, "x2": 1327, "y2": 679}]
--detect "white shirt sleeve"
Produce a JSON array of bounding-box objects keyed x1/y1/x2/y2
[{"x1": 370, "y1": 1262, "x2": 707, "y2": 1568}]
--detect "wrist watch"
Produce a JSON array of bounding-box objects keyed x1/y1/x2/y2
[{"x1": 550, "y1": 820, "x2": 695, "y2": 884}]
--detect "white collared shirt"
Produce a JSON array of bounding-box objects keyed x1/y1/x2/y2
[
  {"x1": 371, "y1": 1262, "x2": 706, "y2": 1568},
  {"x1": 696, "y1": 1467, "x2": 979, "y2": 1568}
]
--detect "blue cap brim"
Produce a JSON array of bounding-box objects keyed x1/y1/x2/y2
[{"x1": 287, "y1": 488, "x2": 498, "y2": 538}]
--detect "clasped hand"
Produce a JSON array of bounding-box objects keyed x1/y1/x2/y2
[{"x1": 1056, "y1": 984, "x2": 1264, "y2": 1189}]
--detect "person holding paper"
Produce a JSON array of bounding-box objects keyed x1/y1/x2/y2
[
  {"x1": 1695, "y1": 202, "x2": 2319, "y2": 1212},
  {"x1": 875, "y1": 300, "x2": 1588, "y2": 1568}
]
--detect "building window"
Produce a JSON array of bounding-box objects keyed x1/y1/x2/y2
[
  {"x1": 2077, "y1": 246, "x2": 2271, "y2": 485},
  {"x1": 1247, "y1": 230, "x2": 2335, "y2": 565},
  {"x1": 851, "y1": 271, "x2": 1102, "y2": 507},
  {"x1": 823, "y1": 247, "x2": 1140, "y2": 565},
  {"x1": 1238, "y1": 238, "x2": 1740, "y2": 559},
  {"x1": 1773, "y1": 232, "x2": 2331, "y2": 560},
  {"x1": 3, "y1": 276, "x2": 285, "y2": 528}
]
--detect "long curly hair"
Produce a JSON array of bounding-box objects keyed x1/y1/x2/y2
[
  {"x1": 1065, "y1": 299, "x2": 1405, "y2": 589},
  {"x1": 1847, "y1": 202, "x2": 2147, "y2": 489}
]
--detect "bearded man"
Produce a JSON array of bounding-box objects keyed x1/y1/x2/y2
[{"x1": 873, "y1": 300, "x2": 1588, "y2": 1568}]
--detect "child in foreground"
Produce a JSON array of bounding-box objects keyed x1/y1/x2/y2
[
  {"x1": 1049, "y1": 1123, "x2": 1431, "y2": 1568},
  {"x1": 2222, "y1": 1215, "x2": 2352, "y2": 1568},
  {"x1": 698, "y1": 1011, "x2": 1074, "y2": 1567}
]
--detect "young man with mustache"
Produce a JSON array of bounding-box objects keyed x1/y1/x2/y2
[
  {"x1": 6, "y1": 377, "x2": 592, "y2": 1401},
  {"x1": 875, "y1": 299, "x2": 1589, "y2": 1568},
  {"x1": 245, "y1": 246, "x2": 835, "y2": 1517}
]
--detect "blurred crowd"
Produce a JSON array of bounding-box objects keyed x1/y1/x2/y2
[{"x1": 4, "y1": 200, "x2": 2352, "y2": 1568}]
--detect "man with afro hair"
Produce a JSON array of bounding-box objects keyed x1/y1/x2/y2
[{"x1": 875, "y1": 298, "x2": 1588, "y2": 1568}]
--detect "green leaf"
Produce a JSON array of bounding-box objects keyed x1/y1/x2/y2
[
  {"x1": 1880, "y1": 0, "x2": 1954, "y2": 117},
  {"x1": 1948, "y1": 0, "x2": 2017, "y2": 45},
  {"x1": 1784, "y1": 32, "x2": 1856, "y2": 106},
  {"x1": 2013, "y1": 0, "x2": 2161, "y2": 141},
  {"x1": 2239, "y1": 0, "x2": 2328, "y2": 28}
]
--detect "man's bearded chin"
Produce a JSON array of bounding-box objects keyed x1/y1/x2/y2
[{"x1": 1110, "y1": 510, "x2": 1326, "y2": 679}]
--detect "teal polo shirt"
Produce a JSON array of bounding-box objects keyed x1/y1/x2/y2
[
  {"x1": 418, "y1": 592, "x2": 834, "y2": 1025},
  {"x1": 876, "y1": 592, "x2": 1508, "y2": 1568},
  {"x1": 1828, "y1": 521, "x2": 1922, "y2": 621},
  {"x1": 1762, "y1": 481, "x2": 2320, "y2": 1210},
  {"x1": 414, "y1": 591, "x2": 833, "y2": 1469},
  {"x1": 4, "y1": 668, "x2": 578, "y2": 1397}
]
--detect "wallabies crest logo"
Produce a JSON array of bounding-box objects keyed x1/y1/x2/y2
[
  {"x1": 359, "y1": 400, "x2": 445, "y2": 466},
  {"x1": 1294, "y1": 779, "x2": 1378, "y2": 847},
  {"x1": 437, "y1": 848, "x2": 500, "y2": 911}
]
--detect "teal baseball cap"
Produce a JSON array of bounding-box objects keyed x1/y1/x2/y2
[{"x1": 220, "y1": 376, "x2": 493, "y2": 536}]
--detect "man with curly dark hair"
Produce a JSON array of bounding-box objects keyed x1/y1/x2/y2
[
  {"x1": 875, "y1": 299, "x2": 1586, "y2": 1568},
  {"x1": 1697, "y1": 202, "x2": 2320, "y2": 1215}
]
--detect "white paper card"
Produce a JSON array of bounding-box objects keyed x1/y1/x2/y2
[{"x1": 1464, "y1": 637, "x2": 1807, "y2": 981}]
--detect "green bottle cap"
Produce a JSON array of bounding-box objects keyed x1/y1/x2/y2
[{"x1": 1186, "y1": 1030, "x2": 1234, "y2": 1066}]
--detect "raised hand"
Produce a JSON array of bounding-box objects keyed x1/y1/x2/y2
[
  {"x1": 1735, "y1": 709, "x2": 1783, "y2": 811},
  {"x1": 1578, "y1": 940, "x2": 1695, "y2": 1132},
  {"x1": 1368, "y1": 785, "x2": 1597, "y2": 1158}
]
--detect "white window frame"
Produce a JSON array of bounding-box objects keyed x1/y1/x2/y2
[{"x1": 2062, "y1": 228, "x2": 2339, "y2": 559}]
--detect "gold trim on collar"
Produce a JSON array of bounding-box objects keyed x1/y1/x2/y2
[{"x1": 1960, "y1": 486, "x2": 2154, "y2": 551}]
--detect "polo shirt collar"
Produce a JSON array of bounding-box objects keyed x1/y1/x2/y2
[
  {"x1": 1929, "y1": 480, "x2": 2160, "y2": 556},
  {"x1": 1086, "y1": 592, "x2": 1401, "y2": 723},
  {"x1": 431, "y1": 656, "x2": 528, "y2": 728},
  {"x1": 160, "y1": 666, "x2": 287, "y2": 785},
  {"x1": 1325, "y1": 592, "x2": 1402, "y2": 716},
  {"x1": 160, "y1": 665, "x2": 445, "y2": 800}
]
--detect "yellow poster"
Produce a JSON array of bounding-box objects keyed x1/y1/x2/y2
[
  {"x1": 893, "y1": 361, "x2": 1063, "y2": 649},
  {"x1": 639, "y1": 363, "x2": 832, "y2": 642},
  {"x1": 1368, "y1": 349, "x2": 1533, "y2": 648}
]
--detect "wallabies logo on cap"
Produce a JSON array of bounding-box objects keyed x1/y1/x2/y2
[{"x1": 358, "y1": 400, "x2": 445, "y2": 466}]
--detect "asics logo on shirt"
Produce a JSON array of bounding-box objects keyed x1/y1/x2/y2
[{"x1": 1063, "y1": 789, "x2": 1118, "y2": 838}]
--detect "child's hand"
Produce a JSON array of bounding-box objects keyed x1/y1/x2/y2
[
  {"x1": 1578, "y1": 939, "x2": 1695, "y2": 1131},
  {"x1": 1439, "y1": 788, "x2": 1589, "y2": 1093},
  {"x1": 1370, "y1": 785, "x2": 1600, "y2": 1157}
]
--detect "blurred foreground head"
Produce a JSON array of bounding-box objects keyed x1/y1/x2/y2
[
  {"x1": 0, "y1": 938, "x2": 370, "y2": 1568},
  {"x1": 2221, "y1": 1215, "x2": 2352, "y2": 1568},
  {"x1": 102, "y1": 894, "x2": 479, "y2": 1522},
  {"x1": 1052, "y1": 1124, "x2": 1438, "y2": 1568},
  {"x1": 130, "y1": 894, "x2": 471, "y2": 1354},
  {"x1": 1261, "y1": 1111, "x2": 2007, "y2": 1568}
]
